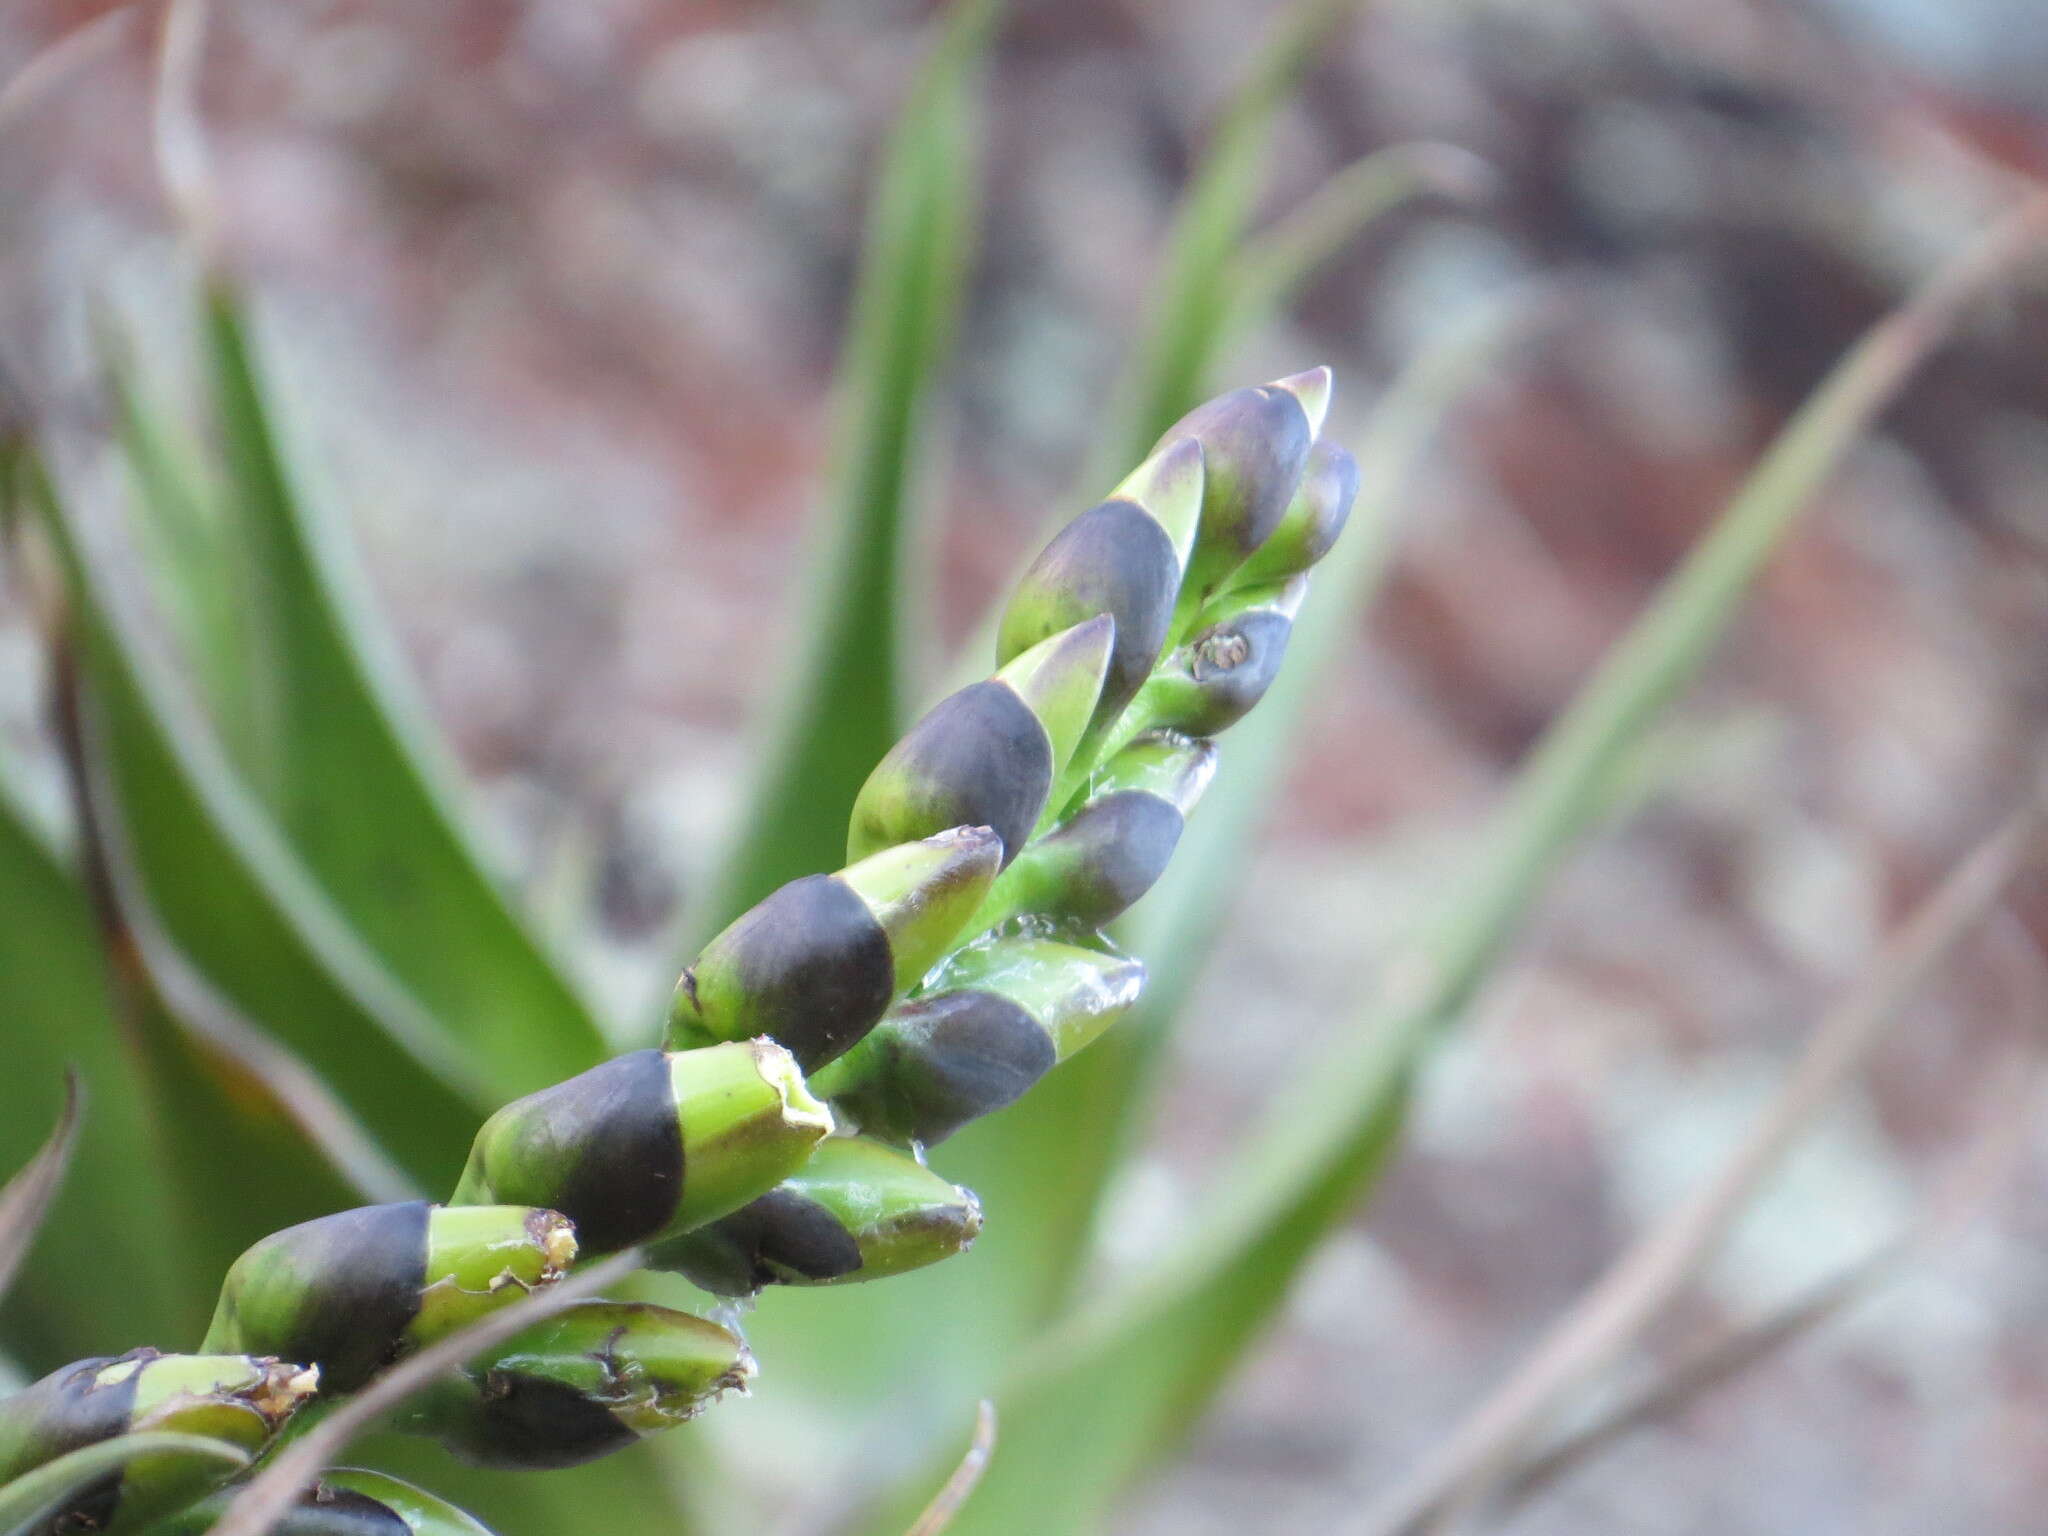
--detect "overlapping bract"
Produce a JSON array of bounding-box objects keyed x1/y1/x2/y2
[{"x1": 0, "y1": 370, "x2": 1355, "y2": 1532}]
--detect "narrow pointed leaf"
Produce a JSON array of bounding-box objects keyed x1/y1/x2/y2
[
  {"x1": 0, "y1": 1072, "x2": 80, "y2": 1307},
  {"x1": 26, "y1": 458, "x2": 489, "y2": 1191},
  {"x1": 101, "y1": 337, "x2": 260, "y2": 773},
  {"x1": 687, "y1": 0, "x2": 997, "y2": 943},
  {"x1": 198, "y1": 289, "x2": 611, "y2": 1081},
  {"x1": 1082, "y1": 0, "x2": 1368, "y2": 488}
]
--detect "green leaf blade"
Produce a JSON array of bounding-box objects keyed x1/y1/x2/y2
[
  {"x1": 30, "y1": 458, "x2": 487, "y2": 1193},
  {"x1": 199, "y1": 290, "x2": 612, "y2": 1085}
]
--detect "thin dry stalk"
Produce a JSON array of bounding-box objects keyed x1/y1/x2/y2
[
  {"x1": 1501, "y1": 1000, "x2": 2047, "y2": 1512},
  {"x1": 1356, "y1": 804, "x2": 2041, "y2": 1536},
  {"x1": 903, "y1": 1401, "x2": 999, "y2": 1536}
]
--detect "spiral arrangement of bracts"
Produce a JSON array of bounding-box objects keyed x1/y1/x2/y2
[{"x1": 0, "y1": 369, "x2": 1355, "y2": 1533}]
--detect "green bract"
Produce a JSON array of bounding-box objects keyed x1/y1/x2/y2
[
  {"x1": 203, "y1": 1203, "x2": 578, "y2": 1392},
  {"x1": 647, "y1": 1135, "x2": 981, "y2": 1295},
  {"x1": 814, "y1": 934, "x2": 1146, "y2": 1147},
  {"x1": 0, "y1": 1351, "x2": 317, "y2": 1533},
  {"x1": 450, "y1": 1043, "x2": 833, "y2": 1255},
  {"x1": 847, "y1": 616, "x2": 1116, "y2": 866},
  {"x1": 391, "y1": 1302, "x2": 752, "y2": 1469},
  {"x1": 668, "y1": 826, "x2": 1004, "y2": 1069}
]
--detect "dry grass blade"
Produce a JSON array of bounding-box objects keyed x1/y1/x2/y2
[
  {"x1": 0, "y1": 1069, "x2": 82, "y2": 1304},
  {"x1": 903, "y1": 1401, "x2": 999, "y2": 1536},
  {"x1": 1502, "y1": 1003, "x2": 2046, "y2": 1513},
  {"x1": 1357, "y1": 805, "x2": 2041, "y2": 1536},
  {"x1": 206, "y1": 1247, "x2": 644, "y2": 1536}
]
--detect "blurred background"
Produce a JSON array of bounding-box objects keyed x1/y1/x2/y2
[{"x1": 4, "y1": 0, "x2": 2048, "y2": 1532}]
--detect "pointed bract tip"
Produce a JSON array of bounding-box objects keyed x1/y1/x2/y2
[
  {"x1": 996, "y1": 613, "x2": 1116, "y2": 772},
  {"x1": 1112, "y1": 436, "x2": 1206, "y2": 566},
  {"x1": 1274, "y1": 366, "x2": 1333, "y2": 437},
  {"x1": 843, "y1": 825, "x2": 1005, "y2": 990}
]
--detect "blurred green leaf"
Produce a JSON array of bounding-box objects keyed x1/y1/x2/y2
[
  {"x1": 1225, "y1": 141, "x2": 1494, "y2": 342},
  {"x1": 115, "y1": 967, "x2": 383, "y2": 1320},
  {"x1": 0, "y1": 1070, "x2": 80, "y2": 1308},
  {"x1": 0, "y1": 1432, "x2": 248, "y2": 1536},
  {"x1": 1082, "y1": 0, "x2": 1367, "y2": 490},
  {"x1": 100, "y1": 331, "x2": 255, "y2": 776},
  {"x1": 191, "y1": 290, "x2": 611, "y2": 1083},
  {"x1": 687, "y1": 0, "x2": 997, "y2": 944},
  {"x1": 26, "y1": 457, "x2": 486, "y2": 1193},
  {"x1": 76, "y1": 727, "x2": 413, "y2": 1291},
  {"x1": 905, "y1": 197, "x2": 2048, "y2": 1536},
  {"x1": 0, "y1": 769, "x2": 195, "y2": 1368}
]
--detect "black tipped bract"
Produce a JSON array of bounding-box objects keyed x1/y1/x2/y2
[
  {"x1": 463, "y1": 1050, "x2": 682, "y2": 1255},
  {"x1": 999, "y1": 499, "x2": 1180, "y2": 729},
  {"x1": 293, "y1": 1489, "x2": 414, "y2": 1536},
  {"x1": 212, "y1": 1202, "x2": 430, "y2": 1393},
  {"x1": 1160, "y1": 383, "x2": 1314, "y2": 580},
  {"x1": 448, "y1": 1375, "x2": 639, "y2": 1469},
  {"x1": 154, "y1": 1486, "x2": 415, "y2": 1536},
  {"x1": 685, "y1": 873, "x2": 896, "y2": 1069},
  {"x1": 853, "y1": 680, "x2": 1052, "y2": 865},
  {"x1": 0, "y1": 1354, "x2": 139, "y2": 1530},
  {"x1": 650, "y1": 1189, "x2": 865, "y2": 1296},
  {"x1": 1033, "y1": 791, "x2": 1185, "y2": 925},
  {"x1": 832, "y1": 990, "x2": 1055, "y2": 1146},
  {"x1": 1186, "y1": 608, "x2": 1293, "y2": 731}
]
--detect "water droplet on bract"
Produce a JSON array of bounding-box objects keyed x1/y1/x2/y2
[{"x1": 707, "y1": 1295, "x2": 756, "y2": 1339}]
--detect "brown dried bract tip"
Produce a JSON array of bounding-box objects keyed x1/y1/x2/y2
[
  {"x1": 248, "y1": 1359, "x2": 322, "y2": 1424},
  {"x1": 527, "y1": 1210, "x2": 579, "y2": 1279}
]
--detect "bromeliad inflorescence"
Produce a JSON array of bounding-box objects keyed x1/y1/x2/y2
[{"x1": 0, "y1": 369, "x2": 1354, "y2": 1534}]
